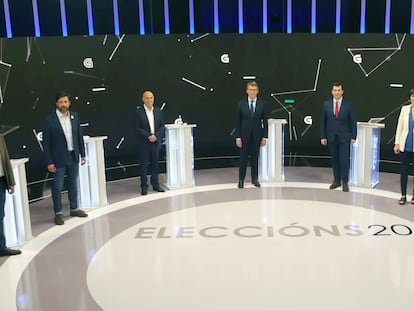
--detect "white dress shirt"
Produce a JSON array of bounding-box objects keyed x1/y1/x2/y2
[
  {"x1": 144, "y1": 105, "x2": 155, "y2": 134},
  {"x1": 56, "y1": 109, "x2": 74, "y2": 151},
  {"x1": 249, "y1": 97, "x2": 257, "y2": 112}
]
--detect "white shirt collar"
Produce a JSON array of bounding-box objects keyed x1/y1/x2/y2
[{"x1": 56, "y1": 109, "x2": 70, "y2": 118}]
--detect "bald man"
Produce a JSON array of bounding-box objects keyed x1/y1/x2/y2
[{"x1": 135, "y1": 91, "x2": 165, "y2": 195}]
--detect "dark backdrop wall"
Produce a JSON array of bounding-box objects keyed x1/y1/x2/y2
[{"x1": 0, "y1": 33, "x2": 411, "y2": 199}]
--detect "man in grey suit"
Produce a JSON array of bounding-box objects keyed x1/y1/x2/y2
[
  {"x1": 235, "y1": 81, "x2": 268, "y2": 188},
  {"x1": 320, "y1": 82, "x2": 357, "y2": 192},
  {"x1": 0, "y1": 133, "x2": 21, "y2": 256}
]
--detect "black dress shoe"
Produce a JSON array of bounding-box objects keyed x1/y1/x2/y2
[
  {"x1": 153, "y1": 186, "x2": 165, "y2": 192},
  {"x1": 238, "y1": 180, "x2": 244, "y2": 188},
  {"x1": 70, "y1": 209, "x2": 88, "y2": 217},
  {"x1": 342, "y1": 183, "x2": 349, "y2": 192},
  {"x1": 141, "y1": 188, "x2": 148, "y2": 195},
  {"x1": 329, "y1": 181, "x2": 341, "y2": 190},
  {"x1": 54, "y1": 214, "x2": 64, "y2": 225},
  {"x1": 252, "y1": 180, "x2": 261, "y2": 187},
  {"x1": 0, "y1": 247, "x2": 22, "y2": 257},
  {"x1": 399, "y1": 196, "x2": 407, "y2": 205}
]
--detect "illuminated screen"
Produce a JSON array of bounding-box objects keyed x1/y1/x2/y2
[{"x1": 0, "y1": 33, "x2": 410, "y2": 199}]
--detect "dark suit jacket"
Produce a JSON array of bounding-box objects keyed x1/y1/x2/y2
[
  {"x1": 43, "y1": 111, "x2": 85, "y2": 168},
  {"x1": 135, "y1": 105, "x2": 165, "y2": 146},
  {"x1": 235, "y1": 99, "x2": 268, "y2": 143},
  {"x1": 0, "y1": 134, "x2": 15, "y2": 186},
  {"x1": 320, "y1": 99, "x2": 357, "y2": 143}
]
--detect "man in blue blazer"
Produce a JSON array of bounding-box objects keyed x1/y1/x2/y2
[
  {"x1": 320, "y1": 82, "x2": 357, "y2": 192},
  {"x1": 136, "y1": 91, "x2": 165, "y2": 195},
  {"x1": 235, "y1": 81, "x2": 268, "y2": 188},
  {"x1": 43, "y1": 91, "x2": 88, "y2": 225}
]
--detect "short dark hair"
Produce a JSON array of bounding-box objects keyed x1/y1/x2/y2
[
  {"x1": 246, "y1": 81, "x2": 259, "y2": 89},
  {"x1": 409, "y1": 88, "x2": 414, "y2": 97},
  {"x1": 332, "y1": 82, "x2": 343, "y2": 89},
  {"x1": 55, "y1": 91, "x2": 70, "y2": 102}
]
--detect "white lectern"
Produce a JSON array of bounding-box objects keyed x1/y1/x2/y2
[
  {"x1": 259, "y1": 119, "x2": 288, "y2": 181},
  {"x1": 4, "y1": 158, "x2": 31, "y2": 247},
  {"x1": 350, "y1": 122, "x2": 385, "y2": 188},
  {"x1": 165, "y1": 124, "x2": 197, "y2": 188},
  {"x1": 78, "y1": 136, "x2": 108, "y2": 209}
]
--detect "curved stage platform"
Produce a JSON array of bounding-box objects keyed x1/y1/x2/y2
[{"x1": 1, "y1": 167, "x2": 413, "y2": 311}]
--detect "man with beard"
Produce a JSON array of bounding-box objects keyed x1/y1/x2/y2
[{"x1": 43, "y1": 91, "x2": 88, "y2": 225}]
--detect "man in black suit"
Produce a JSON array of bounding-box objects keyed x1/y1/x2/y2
[
  {"x1": 0, "y1": 134, "x2": 21, "y2": 256},
  {"x1": 43, "y1": 91, "x2": 88, "y2": 225},
  {"x1": 320, "y1": 82, "x2": 357, "y2": 192},
  {"x1": 235, "y1": 81, "x2": 268, "y2": 188},
  {"x1": 136, "y1": 91, "x2": 165, "y2": 195}
]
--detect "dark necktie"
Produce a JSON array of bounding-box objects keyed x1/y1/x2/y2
[
  {"x1": 249, "y1": 101, "x2": 254, "y2": 116},
  {"x1": 335, "y1": 101, "x2": 339, "y2": 119}
]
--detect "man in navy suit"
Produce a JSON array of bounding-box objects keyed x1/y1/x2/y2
[
  {"x1": 43, "y1": 91, "x2": 88, "y2": 225},
  {"x1": 320, "y1": 82, "x2": 357, "y2": 192},
  {"x1": 235, "y1": 81, "x2": 268, "y2": 188},
  {"x1": 136, "y1": 91, "x2": 165, "y2": 195}
]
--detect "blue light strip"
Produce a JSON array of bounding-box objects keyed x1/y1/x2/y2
[
  {"x1": 214, "y1": 0, "x2": 219, "y2": 34},
  {"x1": 189, "y1": 0, "x2": 195, "y2": 34},
  {"x1": 2, "y1": 0, "x2": 12, "y2": 38},
  {"x1": 262, "y1": 0, "x2": 267, "y2": 33},
  {"x1": 411, "y1": 0, "x2": 414, "y2": 34},
  {"x1": 59, "y1": 0, "x2": 68, "y2": 36},
  {"x1": 335, "y1": 0, "x2": 341, "y2": 33},
  {"x1": 360, "y1": 0, "x2": 366, "y2": 34},
  {"x1": 385, "y1": 0, "x2": 391, "y2": 34},
  {"x1": 138, "y1": 0, "x2": 145, "y2": 35},
  {"x1": 311, "y1": 0, "x2": 316, "y2": 34},
  {"x1": 238, "y1": 0, "x2": 243, "y2": 34},
  {"x1": 86, "y1": 0, "x2": 94, "y2": 36},
  {"x1": 113, "y1": 0, "x2": 120, "y2": 35},
  {"x1": 287, "y1": 0, "x2": 292, "y2": 33},
  {"x1": 32, "y1": 0, "x2": 41, "y2": 37},
  {"x1": 164, "y1": 0, "x2": 170, "y2": 34}
]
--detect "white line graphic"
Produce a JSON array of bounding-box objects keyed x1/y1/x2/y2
[
  {"x1": 92, "y1": 87, "x2": 106, "y2": 92},
  {"x1": 182, "y1": 77, "x2": 207, "y2": 90},
  {"x1": 116, "y1": 137, "x2": 124, "y2": 149},
  {"x1": 109, "y1": 34, "x2": 126, "y2": 61},
  {"x1": 270, "y1": 59, "x2": 322, "y2": 141},
  {"x1": 190, "y1": 33, "x2": 210, "y2": 43},
  {"x1": 347, "y1": 33, "x2": 406, "y2": 77}
]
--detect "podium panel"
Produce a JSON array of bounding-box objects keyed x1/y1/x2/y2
[
  {"x1": 259, "y1": 119, "x2": 287, "y2": 181},
  {"x1": 4, "y1": 158, "x2": 32, "y2": 247},
  {"x1": 165, "y1": 124, "x2": 196, "y2": 188},
  {"x1": 78, "y1": 136, "x2": 108, "y2": 209},
  {"x1": 350, "y1": 122, "x2": 385, "y2": 188}
]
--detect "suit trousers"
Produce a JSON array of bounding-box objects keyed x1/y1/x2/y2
[
  {"x1": 328, "y1": 135, "x2": 351, "y2": 183},
  {"x1": 51, "y1": 151, "x2": 80, "y2": 214},
  {"x1": 399, "y1": 151, "x2": 414, "y2": 196},
  {"x1": 139, "y1": 141, "x2": 161, "y2": 190},
  {"x1": 0, "y1": 176, "x2": 7, "y2": 249},
  {"x1": 239, "y1": 134, "x2": 261, "y2": 182}
]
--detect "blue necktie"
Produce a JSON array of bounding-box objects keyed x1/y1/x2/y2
[{"x1": 249, "y1": 101, "x2": 254, "y2": 116}]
